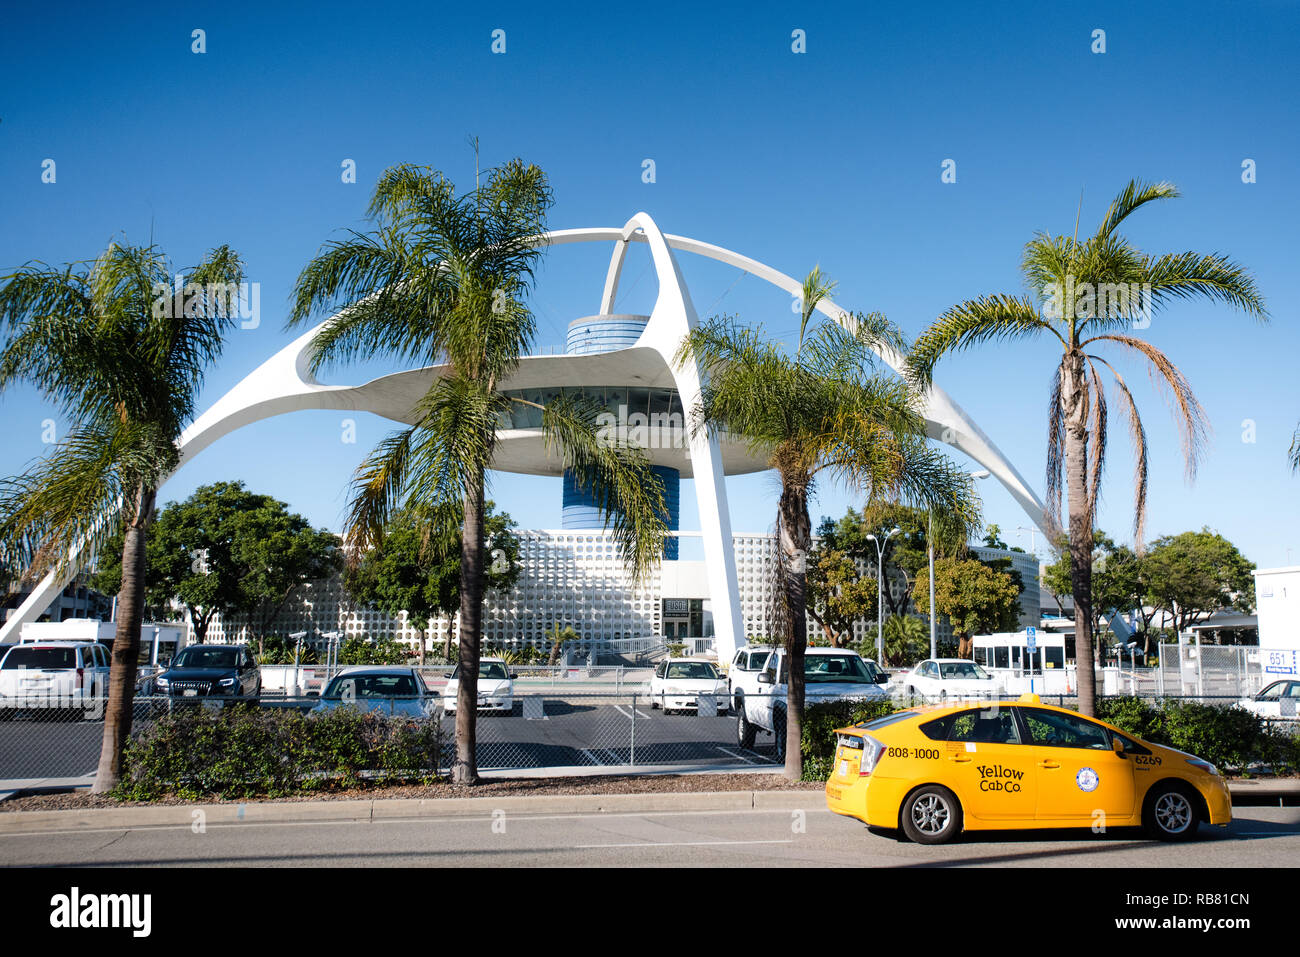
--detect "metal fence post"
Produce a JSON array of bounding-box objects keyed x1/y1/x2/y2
[{"x1": 629, "y1": 693, "x2": 636, "y2": 767}]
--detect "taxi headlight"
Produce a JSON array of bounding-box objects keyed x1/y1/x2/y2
[{"x1": 1186, "y1": 756, "x2": 1220, "y2": 776}]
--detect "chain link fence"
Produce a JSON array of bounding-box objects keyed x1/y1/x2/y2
[{"x1": 2, "y1": 681, "x2": 1292, "y2": 788}]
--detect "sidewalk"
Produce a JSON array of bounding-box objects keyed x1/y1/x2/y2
[{"x1": 0, "y1": 787, "x2": 821, "y2": 834}]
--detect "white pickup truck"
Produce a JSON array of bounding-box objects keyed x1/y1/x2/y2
[{"x1": 735, "y1": 646, "x2": 889, "y2": 758}]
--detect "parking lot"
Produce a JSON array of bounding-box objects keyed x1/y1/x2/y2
[{"x1": 0, "y1": 693, "x2": 782, "y2": 783}]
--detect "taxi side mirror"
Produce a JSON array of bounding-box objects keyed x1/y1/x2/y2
[{"x1": 1111, "y1": 737, "x2": 1126, "y2": 758}]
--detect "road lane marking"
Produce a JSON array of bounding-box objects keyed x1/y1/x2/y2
[
  {"x1": 714, "y1": 746, "x2": 758, "y2": 765},
  {"x1": 574, "y1": 839, "x2": 794, "y2": 849}
]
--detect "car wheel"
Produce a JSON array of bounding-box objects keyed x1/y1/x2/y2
[
  {"x1": 773, "y1": 707, "x2": 787, "y2": 761},
  {"x1": 737, "y1": 709, "x2": 756, "y2": 749},
  {"x1": 1143, "y1": 782, "x2": 1201, "y2": 841},
  {"x1": 901, "y1": 785, "x2": 963, "y2": 845}
]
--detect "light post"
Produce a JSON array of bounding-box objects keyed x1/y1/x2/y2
[
  {"x1": 866, "y1": 527, "x2": 900, "y2": 662},
  {"x1": 1015, "y1": 525, "x2": 1040, "y2": 559},
  {"x1": 928, "y1": 470, "x2": 990, "y2": 659}
]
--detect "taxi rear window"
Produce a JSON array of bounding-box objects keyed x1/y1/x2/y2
[{"x1": 854, "y1": 712, "x2": 912, "y2": 733}]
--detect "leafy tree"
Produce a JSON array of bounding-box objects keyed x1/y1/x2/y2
[
  {"x1": 1141, "y1": 528, "x2": 1256, "y2": 635},
  {"x1": 93, "y1": 482, "x2": 341, "y2": 646},
  {"x1": 907, "y1": 179, "x2": 1267, "y2": 715},
  {"x1": 0, "y1": 239, "x2": 244, "y2": 792},
  {"x1": 677, "y1": 270, "x2": 980, "y2": 780},
  {"x1": 343, "y1": 501, "x2": 519, "y2": 663},
  {"x1": 912, "y1": 556, "x2": 1020, "y2": 657},
  {"x1": 981, "y1": 523, "x2": 1009, "y2": 550},
  {"x1": 288, "y1": 159, "x2": 666, "y2": 785},
  {"x1": 806, "y1": 546, "x2": 876, "y2": 647},
  {"x1": 1042, "y1": 530, "x2": 1147, "y2": 653}
]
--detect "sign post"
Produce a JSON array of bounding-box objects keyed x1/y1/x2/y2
[{"x1": 1026, "y1": 627, "x2": 1038, "y2": 694}]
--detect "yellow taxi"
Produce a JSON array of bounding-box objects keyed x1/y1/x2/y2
[{"x1": 825, "y1": 694, "x2": 1231, "y2": 844}]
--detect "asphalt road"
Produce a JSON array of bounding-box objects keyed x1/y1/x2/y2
[
  {"x1": 2, "y1": 804, "x2": 1297, "y2": 868},
  {"x1": 0, "y1": 698, "x2": 780, "y2": 781}
]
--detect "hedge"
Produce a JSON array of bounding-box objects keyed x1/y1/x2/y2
[
  {"x1": 117, "y1": 704, "x2": 444, "y2": 800},
  {"x1": 801, "y1": 696, "x2": 1300, "y2": 782}
]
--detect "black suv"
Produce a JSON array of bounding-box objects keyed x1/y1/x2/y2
[{"x1": 154, "y1": 644, "x2": 261, "y2": 701}]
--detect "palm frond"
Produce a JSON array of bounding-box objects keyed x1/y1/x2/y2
[
  {"x1": 1083, "y1": 359, "x2": 1108, "y2": 523},
  {"x1": 796, "y1": 265, "x2": 837, "y2": 355},
  {"x1": 539, "y1": 392, "x2": 668, "y2": 583},
  {"x1": 906, "y1": 294, "x2": 1058, "y2": 387},
  {"x1": 1094, "y1": 179, "x2": 1180, "y2": 240},
  {"x1": 1088, "y1": 334, "x2": 1209, "y2": 482},
  {"x1": 1140, "y1": 250, "x2": 1269, "y2": 322},
  {"x1": 1045, "y1": 357, "x2": 1067, "y2": 531},
  {"x1": 1088, "y1": 355, "x2": 1150, "y2": 550}
]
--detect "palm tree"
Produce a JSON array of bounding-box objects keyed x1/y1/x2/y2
[
  {"x1": 676, "y1": 274, "x2": 980, "y2": 781},
  {"x1": 907, "y1": 179, "x2": 1267, "y2": 715},
  {"x1": 288, "y1": 160, "x2": 667, "y2": 785},
  {"x1": 1289, "y1": 424, "x2": 1299, "y2": 473},
  {"x1": 0, "y1": 240, "x2": 244, "y2": 792}
]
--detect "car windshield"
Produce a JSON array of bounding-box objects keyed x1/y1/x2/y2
[
  {"x1": 666, "y1": 662, "x2": 718, "y2": 680},
  {"x1": 173, "y1": 647, "x2": 239, "y2": 669},
  {"x1": 1, "y1": 647, "x2": 78, "y2": 670},
  {"x1": 805, "y1": 655, "x2": 873, "y2": 683},
  {"x1": 939, "y1": 662, "x2": 990, "y2": 680},
  {"x1": 324, "y1": 673, "x2": 420, "y2": 699}
]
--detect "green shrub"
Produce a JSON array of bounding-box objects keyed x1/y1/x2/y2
[
  {"x1": 1158, "y1": 700, "x2": 1265, "y2": 771},
  {"x1": 800, "y1": 698, "x2": 901, "y2": 782},
  {"x1": 1095, "y1": 696, "x2": 1165, "y2": 742},
  {"x1": 118, "y1": 704, "x2": 443, "y2": 800}
]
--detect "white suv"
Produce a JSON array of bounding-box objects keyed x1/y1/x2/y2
[{"x1": 0, "y1": 641, "x2": 111, "y2": 719}]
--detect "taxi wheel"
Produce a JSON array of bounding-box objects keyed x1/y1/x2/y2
[
  {"x1": 1143, "y1": 782, "x2": 1201, "y2": 841},
  {"x1": 901, "y1": 785, "x2": 963, "y2": 845}
]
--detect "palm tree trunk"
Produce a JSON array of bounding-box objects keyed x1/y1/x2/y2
[
  {"x1": 778, "y1": 481, "x2": 811, "y2": 782},
  {"x1": 1062, "y1": 355, "x2": 1097, "y2": 716},
  {"x1": 92, "y1": 483, "x2": 156, "y2": 793},
  {"x1": 452, "y1": 467, "x2": 486, "y2": 785}
]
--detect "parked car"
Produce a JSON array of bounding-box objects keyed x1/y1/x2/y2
[
  {"x1": 1237, "y1": 679, "x2": 1300, "y2": 721},
  {"x1": 153, "y1": 644, "x2": 261, "y2": 703},
  {"x1": 312, "y1": 666, "x2": 439, "y2": 718},
  {"x1": 442, "y1": 657, "x2": 516, "y2": 714},
  {"x1": 897, "y1": 658, "x2": 999, "y2": 701},
  {"x1": 0, "y1": 641, "x2": 110, "y2": 719},
  {"x1": 826, "y1": 693, "x2": 1231, "y2": 844},
  {"x1": 726, "y1": 645, "x2": 774, "y2": 714},
  {"x1": 737, "y1": 647, "x2": 889, "y2": 757},
  {"x1": 648, "y1": 658, "x2": 730, "y2": 714}
]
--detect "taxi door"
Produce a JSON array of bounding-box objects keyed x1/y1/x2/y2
[
  {"x1": 1015, "y1": 707, "x2": 1137, "y2": 823},
  {"x1": 929, "y1": 707, "x2": 1037, "y2": 822}
]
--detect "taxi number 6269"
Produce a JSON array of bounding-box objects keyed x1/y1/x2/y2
[{"x1": 887, "y1": 747, "x2": 939, "y2": 760}]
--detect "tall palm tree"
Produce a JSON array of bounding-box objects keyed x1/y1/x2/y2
[
  {"x1": 0, "y1": 240, "x2": 244, "y2": 791},
  {"x1": 676, "y1": 276, "x2": 980, "y2": 780},
  {"x1": 288, "y1": 160, "x2": 667, "y2": 785},
  {"x1": 907, "y1": 179, "x2": 1267, "y2": 715},
  {"x1": 1289, "y1": 424, "x2": 1299, "y2": 473}
]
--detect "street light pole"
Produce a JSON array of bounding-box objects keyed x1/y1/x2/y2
[{"x1": 867, "y1": 527, "x2": 900, "y2": 662}]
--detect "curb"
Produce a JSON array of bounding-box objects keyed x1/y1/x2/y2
[{"x1": 0, "y1": 789, "x2": 825, "y2": 834}]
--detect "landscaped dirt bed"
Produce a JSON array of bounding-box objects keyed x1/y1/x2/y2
[{"x1": 1, "y1": 773, "x2": 824, "y2": 812}]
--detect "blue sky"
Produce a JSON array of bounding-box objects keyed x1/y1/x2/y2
[{"x1": 1, "y1": 0, "x2": 1297, "y2": 569}]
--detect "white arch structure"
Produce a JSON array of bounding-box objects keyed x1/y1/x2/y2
[{"x1": 1, "y1": 214, "x2": 1051, "y2": 656}]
